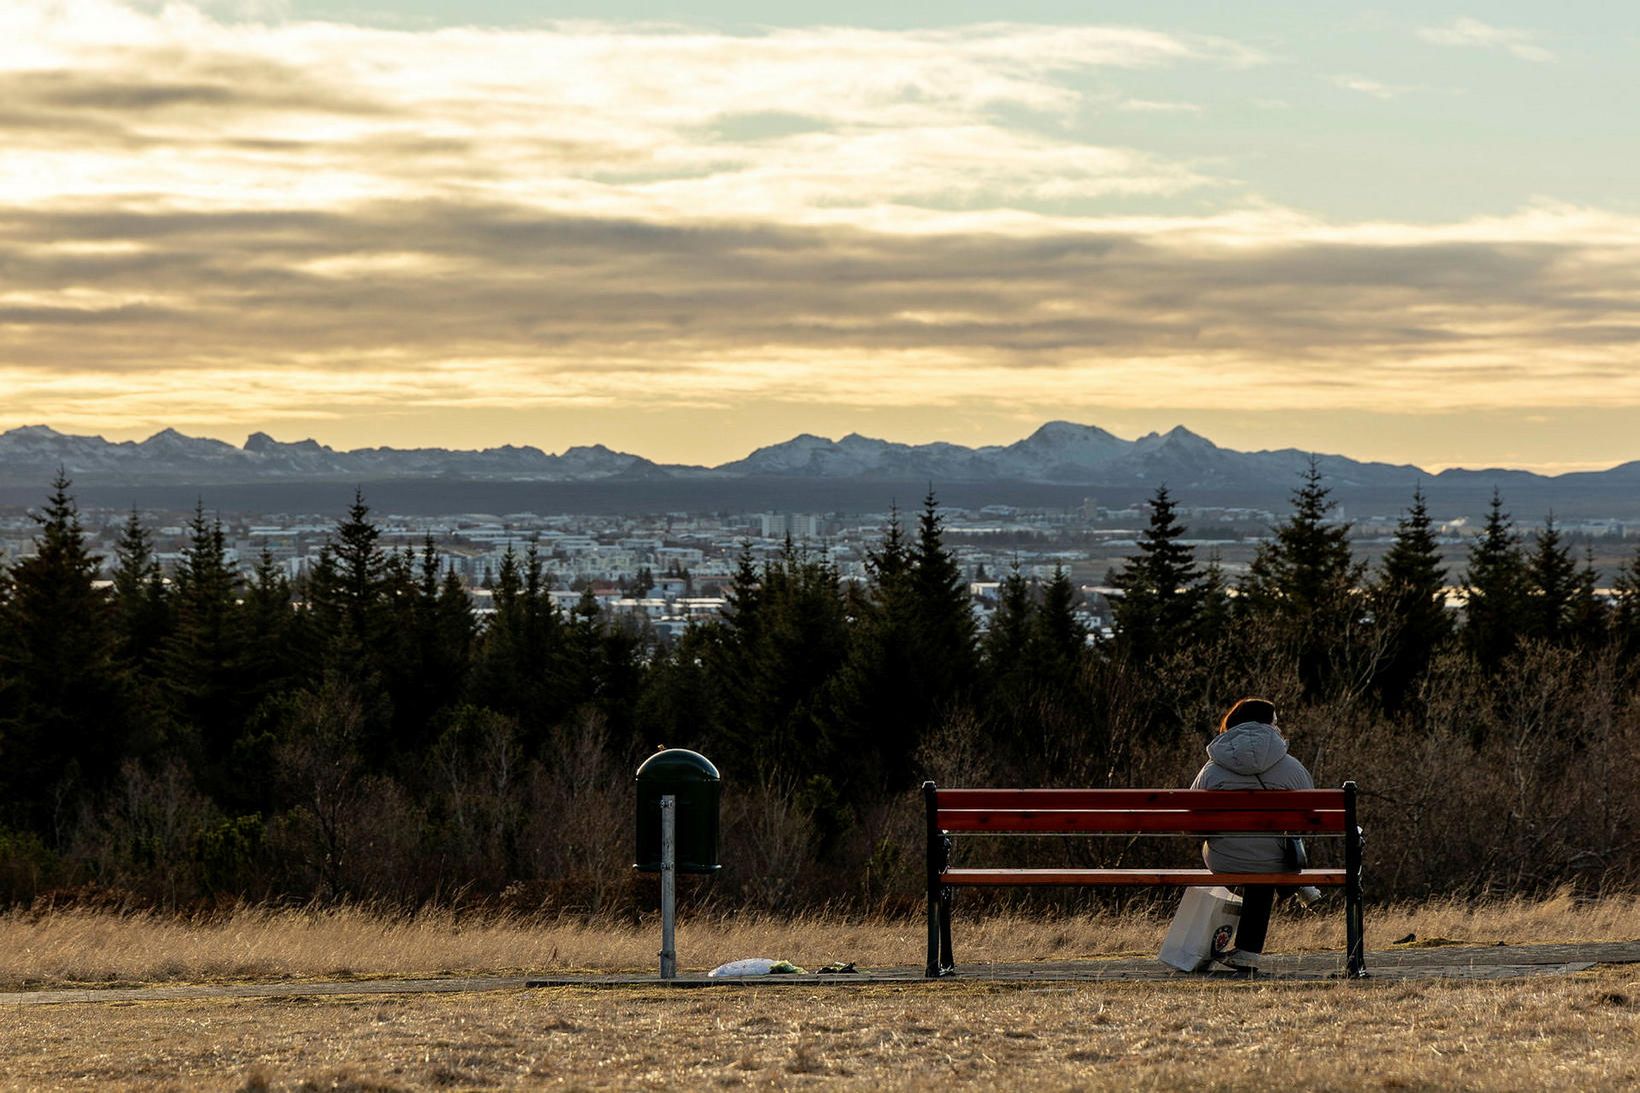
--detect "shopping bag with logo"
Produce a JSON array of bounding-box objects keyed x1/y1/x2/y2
[{"x1": 1158, "y1": 886, "x2": 1243, "y2": 972}]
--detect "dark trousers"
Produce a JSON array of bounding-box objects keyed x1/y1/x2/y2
[{"x1": 1236, "y1": 887, "x2": 1281, "y2": 953}]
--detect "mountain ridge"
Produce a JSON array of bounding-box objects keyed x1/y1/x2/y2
[{"x1": 0, "y1": 421, "x2": 1620, "y2": 496}]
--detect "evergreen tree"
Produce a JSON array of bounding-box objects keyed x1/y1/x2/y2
[
  {"x1": 981, "y1": 562, "x2": 1034, "y2": 674},
  {"x1": 224, "y1": 547, "x2": 300, "y2": 813},
  {"x1": 1523, "y1": 515, "x2": 1578, "y2": 645},
  {"x1": 1566, "y1": 547, "x2": 1607, "y2": 648},
  {"x1": 712, "y1": 542, "x2": 850, "y2": 777},
  {"x1": 1371, "y1": 487, "x2": 1451, "y2": 711},
  {"x1": 1463, "y1": 491, "x2": 1527, "y2": 671},
  {"x1": 1028, "y1": 565, "x2": 1086, "y2": 686},
  {"x1": 909, "y1": 489, "x2": 979, "y2": 705},
  {"x1": 1612, "y1": 542, "x2": 1640, "y2": 662},
  {"x1": 473, "y1": 542, "x2": 568, "y2": 750},
  {"x1": 977, "y1": 561, "x2": 1037, "y2": 770},
  {"x1": 301, "y1": 493, "x2": 394, "y2": 760},
  {"x1": 319, "y1": 490, "x2": 389, "y2": 643},
  {"x1": 110, "y1": 508, "x2": 170, "y2": 672},
  {"x1": 825, "y1": 506, "x2": 920, "y2": 791},
  {"x1": 425, "y1": 543, "x2": 476, "y2": 710},
  {"x1": 1237, "y1": 459, "x2": 1364, "y2": 696},
  {"x1": 636, "y1": 622, "x2": 726, "y2": 754},
  {"x1": 1193, "y1": 553, "x2": 1233, "y2": 647},
  {"x1": 0, "y1": 474, "x2": 127, "y2": 833},
  {"x1": 164, "y1": 502, "x2": 246, "y2": 770},
  {"x1": 1108, "y1": 484, "x2": 1200, "y2": 664}
]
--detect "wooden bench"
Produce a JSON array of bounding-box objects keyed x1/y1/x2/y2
[{"x1": 923, "y1": 781, "x2": 1366, "y2": 978}]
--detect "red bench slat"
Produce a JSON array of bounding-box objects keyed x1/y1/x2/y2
[
  {"x1": 942, "y1": 867, "x2": 1348, "y2": 887},
  {"x1": 935, "y1": 788, "x2": 1344, "y2": 810},
  {"x1": 937, "y1": 808, "x2": 1346, "y2": 835}
]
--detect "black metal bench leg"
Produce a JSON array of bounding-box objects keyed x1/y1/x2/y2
[
  {"x1": 939, "y1": 885, "x2": 955, "y2": 972},
  {"x1": 925, "y1": 890, "x2": 941, "y2": 978},
  {"x1": 1344, "y1": 781, "x2": 1367, "y2": 978}
]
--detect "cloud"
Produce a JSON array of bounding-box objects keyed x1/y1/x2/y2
[
  {"x1": 0, "y1": 2, "x2": 1633, "y2": 456},
  {"x1": 1332, "y1": 75, "x2": 1414, "y2": 100},
  {"x1": 1117, "y1": 99, "x2": 1202, "y2": 114},
  {"x1": 4, "y1": 198, "x2": 1639, "y2": 427},
  {"x1": 0, "y1": 6, "x2": 1248, "y2": 218},
  {"x1": 1419, "y1": 18, "x2": 1555, "y2": 63}
]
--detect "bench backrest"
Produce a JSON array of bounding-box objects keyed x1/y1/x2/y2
[{"x1": 931, "y1": 787, "x2": 1348, "y2": 836}]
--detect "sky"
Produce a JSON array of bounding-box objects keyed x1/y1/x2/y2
[{"x1": 1, "y1": 1, "x2": 1637, "y2": 472}]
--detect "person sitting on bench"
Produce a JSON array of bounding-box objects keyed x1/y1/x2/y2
[{"x1": 1190, "y1": 697, "x2": 1314, "y2": 971}]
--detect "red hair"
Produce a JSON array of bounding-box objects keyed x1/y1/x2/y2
[{"x1": 1219, "y1": 697, "x2": 1276, "y2": 735}]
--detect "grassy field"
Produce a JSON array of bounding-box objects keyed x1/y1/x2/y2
[
  {"x1": 1, "y1": 889, "x2": 1635, "y2": 988},
  {"x1": 0, "y1": 894, "x2": 1635, "y2": 1090},
  {"x1": 1, "y1": 971, "x2": 1637, "y2": 1090}
]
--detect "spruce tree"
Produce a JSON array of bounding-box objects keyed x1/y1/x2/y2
[
  {"x1": 1567, "y1": 546, "x2": 1607, "y2": 648},
  {"x1": 825, "y1": 505, "x2": 921, "y2": 791},
  {"x1": 1371, "y1": 487, "x2": 1451, "y2": 711},
  {"x1": 422, "y1": 540, "x2": 475, "y2": 713},
  {"x1": 302, "y1": 493, "x2": 394, "y2": 761},
  {"x1": 222, "y1": 546, "x2": 300, "y2": 813},
  {"x1": 714, "y1": 542, "x2": 849, "y2": 776},
  {"x1": 164, "y1": 502, "x2": 246, "y2": 769},
  {"x1": 473, "y1": 542, "x2": 568, "y2": 751},
  {"x1": 1028, "y1": 565, "x2": 1086, "y2": 686},
  {"x1": 110, "y1": 508, "x2": 170, "y2": 673},
  {"x1": 1524, "y1": 515, "x2": 1578, "y2": 645},
  {"x1": 1237, "y1": 459, "x2": 1364, "y2": 696},
  {"x1": 1193, "y1": 552, "x2": 1232, "y2": 647},
  {"x1": 1612, "y1": 543, "x2": 1640, "y2": 662},
  {"x1": 0, "y1": 474, "x2": 127, "y2": 831},
  {"x1": 982, "y1": 562, "x2": 1034, "y2": 673},
  {"x1": 327, "y1": 490, "x2": 389, "y2": 641},
  {"x1": 910, "y1": 489, "x2": 979, "y2": 703},
  {"x1": 1108, "y1": 484, "x2": 1200, "y2": 664},
  {"x1": 1463, "y1": 490, "x2": 1527, "y2": 671}
]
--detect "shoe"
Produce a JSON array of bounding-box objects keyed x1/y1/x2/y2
[
  {"x1": 1215, "y1": 947, "x2": 1261, "y2": 970},
  {"x1": 1294, "y1": 886, "x2": 1324, "y2": 907}
]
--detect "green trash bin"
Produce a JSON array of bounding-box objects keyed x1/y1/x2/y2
[{"x1": 635, "y1": 748, "x2": 721, "y2": 875}]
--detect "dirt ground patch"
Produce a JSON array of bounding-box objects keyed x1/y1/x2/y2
[{"x1": 2, "y1": 969, "x2": 1638, "y2": 1091}]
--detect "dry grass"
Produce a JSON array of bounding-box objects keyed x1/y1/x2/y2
[
  {"x1": 1, "y1": 970, "x2": 1637, "y2": 1090},
  {"x1": 0, "y1": 889, "x2": 1633, "y2": 989}
]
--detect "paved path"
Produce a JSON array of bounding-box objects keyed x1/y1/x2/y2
[
  {"x1": 1, "y1": 942, "x2": 1634, "y2": 1005},
  {"x1": 523, "y1": 940, "x2": 1640, "y2": 987}
]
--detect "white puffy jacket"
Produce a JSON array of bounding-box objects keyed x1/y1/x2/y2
[{"x1": 1189, "y1": 719, "x2": 1314, "y2": 873}]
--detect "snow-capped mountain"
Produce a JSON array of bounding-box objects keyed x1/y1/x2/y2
[
  {"x1": 0, "y1": 420, "x2": 1617, "y2": 496},
  {"x1": 0, "y1": 426, "x2": 670, "y2": 485}
]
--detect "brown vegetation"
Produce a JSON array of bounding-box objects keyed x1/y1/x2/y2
[
  {"x1": 0, "y1": 891, "x2": 1633, "y2": 990},
  {"x1": 2, "y1": 970, "x2": 1637, "y2": 1090}
]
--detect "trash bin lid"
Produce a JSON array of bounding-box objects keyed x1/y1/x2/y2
[{"x1": 635, "y1": 748, "x2": 720, "y2": 783}]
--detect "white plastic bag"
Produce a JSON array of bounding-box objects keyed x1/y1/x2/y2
[
  {"x1": 1159, "y1": 886, "x2": 1243, "y2": 972},
  {"x1": 706, "y1": 958, "x2": 804, "y2": 978}
]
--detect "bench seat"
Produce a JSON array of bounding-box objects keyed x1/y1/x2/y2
[{"x1": 942, "y1": 867, "x2": 1348, "y2": 887}]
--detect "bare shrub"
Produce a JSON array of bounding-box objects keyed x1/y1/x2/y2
[
  {"x1": 426, "y1": 706, "x2": 524, "y2": 890},
  {"x1": 518, "y1": 708, "x2": 629, "y2": 912},
  {"x1": 71, "y1": 759, "x2": 222, "y2": 907},
  {"x1": 719, "y1": 771, "x2": 818, "y2": 911}
]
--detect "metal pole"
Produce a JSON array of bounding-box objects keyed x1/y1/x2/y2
[{"x1": 660, "y1": 794, "x2": 677, "y2": 980}]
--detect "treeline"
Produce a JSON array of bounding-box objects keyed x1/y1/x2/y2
[{"x1": 0, "y1": 467, "x2": 1637, "y2": 912}]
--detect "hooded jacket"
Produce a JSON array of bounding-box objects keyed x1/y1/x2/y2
[{"x1": 1190, "y1": 719, "x2": 1314, "y2": 873}]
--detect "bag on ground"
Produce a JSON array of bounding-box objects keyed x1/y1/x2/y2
[{"x1": 1159, "y1": 886, "x2": 1243, "y2": 972}]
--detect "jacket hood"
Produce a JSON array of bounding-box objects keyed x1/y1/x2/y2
[{"x1": 1205, "y1": 720, "x2": 1289, "y2": 776}]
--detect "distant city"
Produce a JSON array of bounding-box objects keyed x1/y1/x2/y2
[
  {"x1": 4, "y1": 418, "x2": 1638, "y2": 642},
  {"x1": 3, "y1": 494, "x2": 1632, "y2": 646}
]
